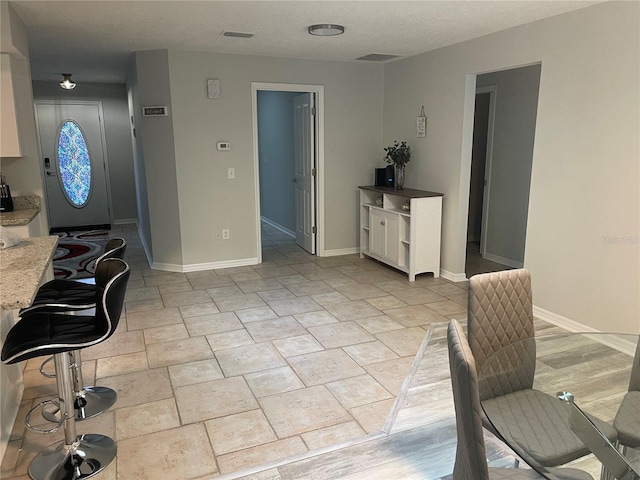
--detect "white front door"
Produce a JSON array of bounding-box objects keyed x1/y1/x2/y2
[
  {"x1": 36, "y1": 102, "x2": 111, "y2": 231},
  {"x1": 293, "y1": 93, "x2": 316, "y2": 254}
]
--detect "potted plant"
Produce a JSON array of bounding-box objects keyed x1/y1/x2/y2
[{"x1": 384, "y1": 140, "x2": 411, "y2": 189}]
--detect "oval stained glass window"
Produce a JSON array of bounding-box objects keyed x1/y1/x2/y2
[{"x1": 57, "y1": 121, "x2": 91, "y2": 207}]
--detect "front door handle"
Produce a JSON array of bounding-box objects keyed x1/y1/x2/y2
[{"x1": 46, "y1": 171, "x2": 57, "y2": 177}]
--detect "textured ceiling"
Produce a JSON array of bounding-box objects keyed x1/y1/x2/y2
[{"x1": 10, "y1": 0, "x2": 600, "y2": 84}]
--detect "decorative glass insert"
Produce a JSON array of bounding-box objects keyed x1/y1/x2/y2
[{"x1": 57, "y1": 121, "x2": 91, "y2": 207}]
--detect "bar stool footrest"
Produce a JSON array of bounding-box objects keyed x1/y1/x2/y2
[
  {"x1": 39, "y1": 355, "x2": 56, "y2": 378},
  {"x1": 25, "y1": 400, "x2": 64, "y2": 434}
]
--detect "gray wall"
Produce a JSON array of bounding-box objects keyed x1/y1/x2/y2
[
  {"x1": 132, "y1": 50, "x2": 182, "y2": 267},
  {"x1": 126, "y1": 64, "x2": 152, "y2": 256},
  {"x1": 32, "y1": 81, "x2": 138, "y2": 223},
  {"x1": 383, "y1": 1, "x2": 639, "y2": 333},
  {"x1": 257, "y1": 90, "x2": 298, "y2": 233},
  {"x1": 164, "y1": 50, "x2": 383, "y2": 265},
  {"x1": 476, "y1": 64, "x2": 541, "y2": 266}
]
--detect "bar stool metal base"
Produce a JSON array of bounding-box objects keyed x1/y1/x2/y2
[
  {"x1": 75, "y1": 387, "x2": 117, "y2": 420},
  {"x1": 28, "y1": 433, "x2": 116, "y2": 480},
  {"x1": 42, "y1": 387, "x2": 117, "y2": 423}
]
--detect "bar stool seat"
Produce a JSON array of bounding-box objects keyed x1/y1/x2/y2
[
  {"x1": 20, "y1": 238, "x2": 126, "y2": 316},
  {"x1": 18, "y1": 238, "x2": 126, "y2": 422},
  {"x1": 3, "y1": 310, "x2": 110, "y2": 361},
  {"x1": 1, "y1": 258, "x2": 129, "y2": 480}
]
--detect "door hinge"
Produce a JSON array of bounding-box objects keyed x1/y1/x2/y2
[
  {"x1": 311, "y1": 106, "x2": 316, "y2": 116},
  {"x1": 311, "y1": 168, "x2": 316, "y2": 176},
  {"x1": 312, "y1": 226, "x2": 317, "y2": 234}
]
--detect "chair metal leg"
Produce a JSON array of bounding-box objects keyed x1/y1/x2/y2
[
  {"x1": 28, "y1": 352, "x2": 117, "y2": 480},
  {"x1": 42, "y1": 350, "x2": 117, "y2": 422},
  {"x1": 599, "y1": 441, "x2": 624, "y2": 480}
]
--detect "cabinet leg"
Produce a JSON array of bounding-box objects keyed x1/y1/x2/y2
[{"x1": 408, "y1": 273, "x2": 415, "y2": 282}]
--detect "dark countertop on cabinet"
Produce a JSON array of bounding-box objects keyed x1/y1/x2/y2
[{"x1": 358, "y1": 186, "x2": 444, "y2": 198}]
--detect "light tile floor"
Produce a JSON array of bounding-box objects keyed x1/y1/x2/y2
[{"x1": 1, "y1": 223, "x2": 471, "y2": 480}]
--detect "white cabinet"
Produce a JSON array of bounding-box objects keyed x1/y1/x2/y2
[
  {"x1": 370, "y1": 208, "x2": 400, "y2": 264},
  {"x1": 0, "y1": 54, "x2": 22, "y2": 157},
  {"x1": 359, "y1": 186, "x2": 443, "y2": 281}
]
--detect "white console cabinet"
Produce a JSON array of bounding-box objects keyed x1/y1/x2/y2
[{"x1": 359, "y1": 186, "x2": 443, "y2": 281}]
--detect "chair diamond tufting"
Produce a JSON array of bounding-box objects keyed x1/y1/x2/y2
[{"x1": 468, "y1": 269, "x2": 535, "y2": 400}]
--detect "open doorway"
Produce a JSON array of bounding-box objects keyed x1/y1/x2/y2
[
  {"x1": 465, "y1": 64, "x2": 541, "y2": 278},
  {"x1": 251, "y1": 83, "x2": 325, "y2": 263}
]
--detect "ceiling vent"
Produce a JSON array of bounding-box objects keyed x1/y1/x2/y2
[
  {"x1": 356, "y1": 54, "x2": 402, "y2": 62},
  {"x1": 222, "y1": 31, "x2": 254, "y2": 39}
]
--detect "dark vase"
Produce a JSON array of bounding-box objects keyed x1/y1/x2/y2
[{"x1": 395, "y1": 164, "x2": 405, "y2": 190}]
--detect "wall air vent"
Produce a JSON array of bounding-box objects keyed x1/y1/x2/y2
[
  {"x1": 142, "y1": 106, "x2": 169, "y2": 117},
  {"x1": 355, "y1": 54, "x2": 402, "y2": 62},
  {"x1": 222, "y1": 31, "x2": 254, "y2": 38}
]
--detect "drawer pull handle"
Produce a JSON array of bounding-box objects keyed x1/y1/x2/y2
[{"x1": 380, "y1": 221, "x2": 385, "y2": 225}]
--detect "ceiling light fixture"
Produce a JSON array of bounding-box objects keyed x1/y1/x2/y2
[
  {"x1": 308, "y1": 24, "x2": 345, "y2": 37},
  {"x1": 59, "y1": 73, "x2": 76, "y2": 90}
]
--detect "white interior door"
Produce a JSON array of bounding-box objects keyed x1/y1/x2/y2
[
  {"x1": 36, "y1": 102, "x2": 111, "y2": 231},
  {"x1": 293, "y1": 93, "x2": 316, "y2": 254}
]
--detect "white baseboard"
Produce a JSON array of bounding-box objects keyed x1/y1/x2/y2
[
  {"x1": 441, "y1": 269, "x2": 468, "y2": 283},
  {"x1": 136, "y1": 223, "x2": 257, "y2": 274},
  {"x1": 483, "y1": 252, "x2": 523, "y2": 269},
  {"x1": 113, "y1": 218, "x2": 138, "y2": 226},
  {"x1": 533, "y1": 305, "x2": 636, "y2": 355},
  {"x1": 152, "y1": 257, "x2": 260, "y2": 273},
  {"x1": 324, "y1": 247, "x2": 359, "y2": 257},
  {"x1": 261, "y1": 216, "x2": 295, "y2": 238},
  {"x1": 532, "y1": 305, "x2": 598, "y2": 333}
]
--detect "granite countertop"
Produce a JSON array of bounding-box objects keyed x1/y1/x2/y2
[
  {"x1": 0, "y1": 195, "x2": 41, "y2": 226},
  {"x1": 0, "y1": 236, "x2": 58, "y2": 310}
]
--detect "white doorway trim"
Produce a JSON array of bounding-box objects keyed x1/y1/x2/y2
[
  {"x1": 251, "y1": 82, "x2": 325, "y2": 263},
  {"x1": 475, "y1": 85, "x2": 497, "y2": 257}
]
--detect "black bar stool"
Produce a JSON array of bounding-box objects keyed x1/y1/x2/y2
[
  {"x1": 2, "y1": 258, "x2": 130, "y2": 480},
  {"x1": 19, "y1": 238, "x2": 126, "y2": 421}
]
